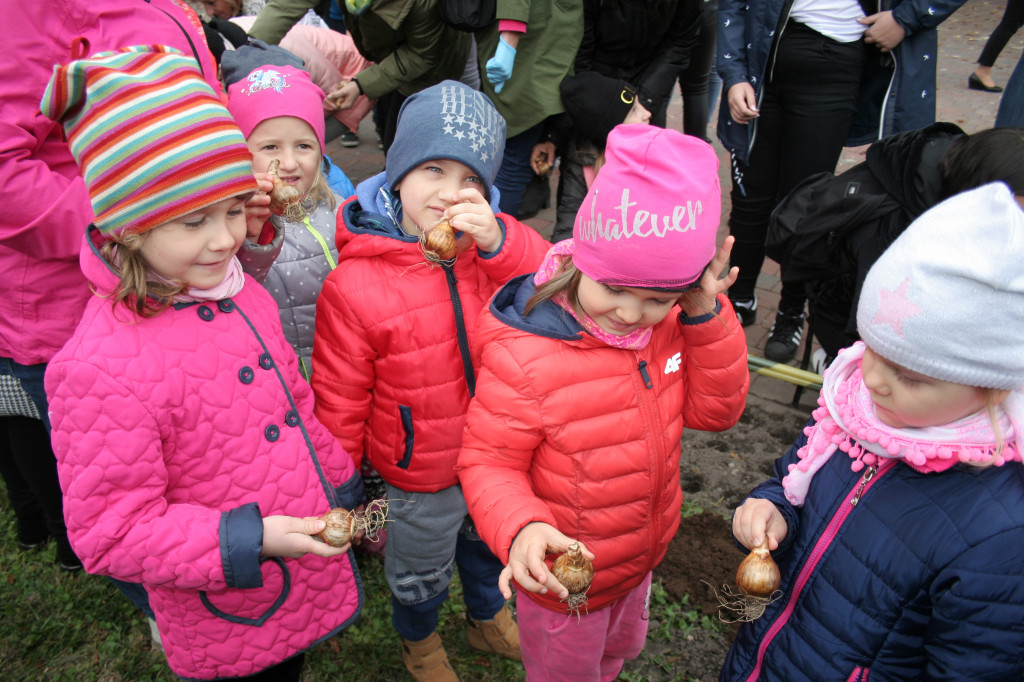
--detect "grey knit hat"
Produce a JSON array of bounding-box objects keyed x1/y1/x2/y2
[
  {"x1": 386, "y1": 81, "x2": 506, "y2": 199},
  {"x1": 857, "y1": 182, "x2": 1024, "y2": 390}
]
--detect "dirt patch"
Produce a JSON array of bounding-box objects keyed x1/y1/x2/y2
[{"x1": 621, "y1": 402, "x2": 807, "y2": 681}]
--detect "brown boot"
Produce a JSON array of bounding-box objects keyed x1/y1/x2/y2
[
  {"x1": 401, "y1": 632, "x2": 459, "y2": 682},
  {"x1": 466, "y1": 604, "x2": 521, "y2": 661}
]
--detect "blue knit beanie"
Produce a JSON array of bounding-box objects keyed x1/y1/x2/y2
[{"x1": 386, "y1": 81, "x2": 506, "y2": 199}]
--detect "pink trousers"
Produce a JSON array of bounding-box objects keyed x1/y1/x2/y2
[{"x1": 517, "y1": 572, "x2": 652, "y2": 681}]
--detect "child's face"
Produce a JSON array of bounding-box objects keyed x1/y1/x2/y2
[
  {"x1": 202, "y1": 0, "x2": 240, "y2": 19},
  {"x1": 861, "y1": 346, "x2": 986, "y2": 429},
  {"x1": 138, "y1": 195, "x2": 248, "y2": 288},
  {"x1": 394, "y1": 159, "x2": 484, "y2": 236},
  {"x1": 247, "y1": 116, "x2": 321, "y2": 199},
  {"x1": 577, "y1": 274, "x2": 681, "y2": 335}
]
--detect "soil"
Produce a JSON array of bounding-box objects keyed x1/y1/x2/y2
[{"x1": 621, "y1": 402, "x2": 809, "y2": 682}]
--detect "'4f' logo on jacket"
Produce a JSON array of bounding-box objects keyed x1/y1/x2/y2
[{"x1": 664, "y1": 352, "x2": 682, "y2": 374}]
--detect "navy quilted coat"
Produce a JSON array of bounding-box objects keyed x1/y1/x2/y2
[
  {"x1": 721, "y1": 422, "x2": 1024, "y2": 681},
  {"x1": 457, "y1": 277, "x2": 749, "y2": 613},
  {"x1": 45, "y1": 229, "x2": 364, "y2": 680}
]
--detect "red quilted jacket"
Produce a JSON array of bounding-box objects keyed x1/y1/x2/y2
[
  {"x1": 457, "y1": 276, "x2": 749, "y2": 612},
  {"x1": 312, "y1": 196, "x2": 551, "y2": 492}
]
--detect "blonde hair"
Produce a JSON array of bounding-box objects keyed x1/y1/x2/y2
[
  {"x1": 99, "y1": 232, "x2": 184, "y2": 318},
  {"x1": 525, "y1": 259, "x2": 585, "y2": 318},
  {"x1": 525, "y1": 255, "x2": 717, "y2": 321},
  {"x1": 280, "y1": 161, "x2": 337, "y2": 222},
  {"x1": 979, "y1": 387, "x2": 1013, "y2": 463}
]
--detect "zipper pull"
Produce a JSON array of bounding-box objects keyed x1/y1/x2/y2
[
  {"x1": 850, "y1": 465, "x2": 877, "y2": 506},
  {"x1": 637, "y1": 360, "x2": 653, "y2": 389}
]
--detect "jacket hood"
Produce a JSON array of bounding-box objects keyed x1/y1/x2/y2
[
  {"x1": 488, "y1": 274, "x2": 588, "y2": 342},
  {"x1": 865, "y1": 122, "x2": 965, "y2": 219},
  {"x1": 80, "y1": 224, "x2": 124, "y2": 297}
]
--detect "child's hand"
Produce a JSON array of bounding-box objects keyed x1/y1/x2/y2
[
  {"x1": 245, "y1": 173, "x2": 275, "y2": 240},
  {"x1": 679, "y1": 235, "x2": 739, "y2": 317},
  {"x1": 261, "y1": 515, "x2": 351, "y2": 559},
  {"x1": 498, "y1": 522, "x2": 596, "y2": 600},
  {"x1": 732, "y1": 499, "x2": 788, "y2": 551},
  {"x1": 531, "y1": 141, "x2": 556, "y2": 175},
  {"x1": 326, "y1": 80, "x2": 360, "y2": 110},
  {"x1": 441, "y1": 188, "x2": 502, "y2": 253}
]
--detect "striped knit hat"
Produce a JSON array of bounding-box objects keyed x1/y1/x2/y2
[{"x1": 41, "y1": 45, "x2": 257, "y2": 236}]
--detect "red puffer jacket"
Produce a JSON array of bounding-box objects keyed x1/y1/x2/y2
[
  {"x1": 457, "y1": 275, "x2": 749, "y2": 612},
  {"x1": 313, "y1": 194, "x2": 551, "y2": 492}
]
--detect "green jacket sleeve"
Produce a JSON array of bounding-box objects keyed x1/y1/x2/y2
[
  {"x1": 355, "y1": 3, "x2": 467, "y2": 98},
  {"x1": 246, "y1": 0, "x2": 321, "y2": 44}
]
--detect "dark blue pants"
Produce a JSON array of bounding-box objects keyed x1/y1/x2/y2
[
  {"x1": 494, "y1": 122, "x2": 545, "y2": 218},
  {"x1": 728, "y1": 22, "x2": 866, "y2": 312}
]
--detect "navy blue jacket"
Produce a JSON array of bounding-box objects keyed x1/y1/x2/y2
[
  {"x1": 721, "y1": 422, "x2": 1024, "y2": 681},
  {"x1": 716, "y1": 0, "x2": 966, "y2": 164}
]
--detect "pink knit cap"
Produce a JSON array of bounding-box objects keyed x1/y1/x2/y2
[
  {"x1": 573, "y1": 125, "x2": 721, "y2": 288},
  {"x1": 227, "y1": 65, "x2": 326, "y2": 152}
]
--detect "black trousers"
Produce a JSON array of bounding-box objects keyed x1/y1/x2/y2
[
  {"x1": 978, "y1": 0, "x2": 1024, "y2": 68},
  {"x1": 728, "y1": 22, "x2": 866, "y2": 312}
]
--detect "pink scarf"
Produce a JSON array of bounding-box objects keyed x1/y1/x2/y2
[
  {"x1": 172, "y1": 257, "x2": 246, "y2": 303},
  {"x1": 782, "y1": 342, "x2": 1021, "y2": 506},
  {"x1": 534, "y1": 240, "x2": 653, "y2": 350}
]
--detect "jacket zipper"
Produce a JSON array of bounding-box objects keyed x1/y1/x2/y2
[
  {"x1": 444, "y1": 265, "x2": 476, "y2": 397},
  {"x1": 745, "y1": 458, "x2": 896, "y2": 681},
  {"x1": 634, "y1": 350, "x2": 663, "y2": 562},
  {"x1": 847, "y1": 666, "x2": 870, "y2": 681}
]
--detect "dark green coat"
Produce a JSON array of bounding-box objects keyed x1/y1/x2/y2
[
  {"x1": 476, "y1": 0, "x2": 583, "y2": 137},
  {"x1": 247, "y1": 0, "x2": 470, "y2": 99}
]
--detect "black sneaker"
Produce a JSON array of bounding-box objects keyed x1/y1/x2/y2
[
  {"x1": 765, "y1": 311, "x2": 805, "y2": 362},
  {"x1": 340, "y1": 131, "x2": 360, "y2": 148},
  {"x1": 729, "y1": 296, "x2": 758, "y2": 327}
]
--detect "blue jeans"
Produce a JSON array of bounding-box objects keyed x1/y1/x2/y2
[
  {"x1": 0, "y1": 356, "x2": 155, "y2": 619},
  {"x1": 494, "y1": 122, "x2": 544, "y2": 217}
]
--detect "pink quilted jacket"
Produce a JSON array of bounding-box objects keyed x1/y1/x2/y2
[
  {"x1": 45, "y1": 230, "x2": 363, "y2": 680},
  {"x1": 0, "y1": 0, "x2": 219, "y2": 364}
]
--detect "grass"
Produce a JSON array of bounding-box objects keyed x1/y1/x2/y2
[{"x1": 1, "y1": 482, "x2": 723, "y2": 681}]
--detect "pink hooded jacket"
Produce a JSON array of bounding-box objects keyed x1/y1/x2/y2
[
  {"x1": 0, "y1": 0, "x2": 219, "y2": 365},
  {"x1": 45, "y1": 230, "x2": 363, "y2": 679}
]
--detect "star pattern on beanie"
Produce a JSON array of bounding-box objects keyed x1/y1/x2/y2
[
  {"x1": 439, "y1": 83, "x2": 500, "y2": 164},
  {"x1": 870, "y1": 277, "x2": 923, "y2": 338}
]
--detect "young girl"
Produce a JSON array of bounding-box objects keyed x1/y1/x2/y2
[
  {"x1": 311, "y1": 80, "x2": 551, "y2": 681},
  {"x1": 722, "y1": 183, "x2": 1024, "y2": 680},
  {"x1": 456, "y1": 124, "x2": 751, "y2": 680},
  {"x1": 228, "y1": 64, "x2": 342, "y2": 380},
  {"x1": 41, "y1": 46, "x2": 364, "y2": 681}
]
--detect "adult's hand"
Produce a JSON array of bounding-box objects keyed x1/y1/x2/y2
[
  {"x1": 727, "y1": 82, "x2": 759, "y2": 124},
  {"x1": 859, "y1": 11, "x2": 906, "y2": 53},
  {"x1": 486, "y1": 35, "x2": 518, "y2": 93}
]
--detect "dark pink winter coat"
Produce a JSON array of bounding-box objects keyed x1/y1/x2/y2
[
  {"x1": 45, "y1": 230, "x2": 363, "y2": 679},
  {"x1": 0, "y1": 0, "x2": 219, "y2": 364}
]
